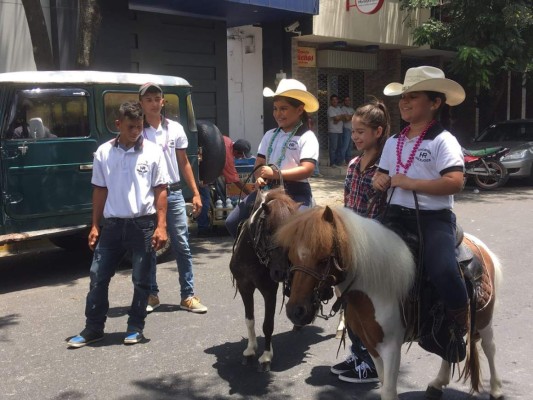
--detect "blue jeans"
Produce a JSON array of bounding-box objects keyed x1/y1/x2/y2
[
  {"x1": 328, "y1": 132, "x2": 343, "y2": 166},
  {"x1": 225, "y1": 188, "x2": 313, "y2": 238},
  {"x1": 340, "y1": 127, "x2": 353, "y2": 163},
  {"x1": 85, "y1": 215, "x2": 155, "y2": 334},
  {"x1": 197, "y1": 185, "x2": 211, "y2": 231},
  {"x1": 149, "y1": 189, "x2": 194, "y2": 300},
  {"x1": 386, "y1": 208, "x2": 467, "y2": 309},
  {"x1": 347, "y1": 324, "x2": 376, "y2": 369}
]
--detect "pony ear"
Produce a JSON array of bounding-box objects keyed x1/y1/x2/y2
[{"x1": 322, "y1": 206, "x2": 335, "y2": 223}]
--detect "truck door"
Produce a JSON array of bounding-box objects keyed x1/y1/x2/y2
[{"x1": 1, "y1": 88, "x2": 97, "y2": 221}]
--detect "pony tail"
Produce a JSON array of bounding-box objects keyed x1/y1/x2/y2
[{"x1": 463, "y1": 331, "x2": 482, "y2": 393}]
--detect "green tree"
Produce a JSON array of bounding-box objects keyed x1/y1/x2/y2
[{"x1": 400, "y1": 0, "x2": 533, "y2": 121}]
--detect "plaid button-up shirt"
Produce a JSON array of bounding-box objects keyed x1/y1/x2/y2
[{"x1": 344, "y1": 156, "x2": 386, "y2": 219}]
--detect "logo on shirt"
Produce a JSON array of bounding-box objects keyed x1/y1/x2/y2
[
  {"x1": 168, "y1": 139, "x2": 176, "y2": 148},
  {"x1": 287, "y1": 140, "x2": 299, "y2": 151},
  {"x1": 136, "y1": 162, "x2": 149, "y2": 175},
  {"x1": 415, "y1": 148, "x2": 432, "y2": 162}
]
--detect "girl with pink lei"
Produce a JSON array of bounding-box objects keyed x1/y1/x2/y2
[{"x1": 372, "y1": 66, "x2": 468, "y2": 358}]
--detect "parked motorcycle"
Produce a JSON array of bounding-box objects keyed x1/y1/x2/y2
[{"x1": 463, "y1": 146, "x2": 510, "y2": 190}]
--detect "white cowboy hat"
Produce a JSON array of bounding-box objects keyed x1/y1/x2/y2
[
  {"x1": 263, "y1": 78, "x2": 319, "y2": 113},
  {"x1": 383, "y1": 66, "x2": 465, "y2": 106}
]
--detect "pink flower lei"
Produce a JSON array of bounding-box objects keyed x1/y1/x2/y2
[{"x1": 395, "y1": 120, "x2": 436, "y2": 174}]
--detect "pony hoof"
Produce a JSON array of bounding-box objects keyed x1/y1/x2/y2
[
  {"x1": 425, "y1": 386, "x2": 443, "y2": 400},
  {"x1": 242, "y1": 355, "x2": 255, "y2": 366},
  {"x1": 490, "y1": 396, "x2": 505, "y2": 400},
  {"x1": 258, "y1": 361, "x2": 271, "y2": 372}
]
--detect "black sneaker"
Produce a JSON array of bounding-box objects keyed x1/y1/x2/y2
[
  {"x1": 338, "y1": 361, "x2": 380, "y2": 383},
  {"x1": 330, "y1": 352, "x2": 358, "y2": 375},
  {"x1": 67, "y1": 329, "x2": 104, "y2": 348}
]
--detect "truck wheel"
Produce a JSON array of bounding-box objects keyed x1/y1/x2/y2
[{"x1": 197, "y1": 120, "x2": 226, "y2": 183}]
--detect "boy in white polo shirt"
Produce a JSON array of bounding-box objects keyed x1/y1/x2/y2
[
  {"x1": 138, "y1": 83, "x2": 207, "y2": 314},
  {"x1": 68, "y1": 102, "x2": 169, "y2": 348}
]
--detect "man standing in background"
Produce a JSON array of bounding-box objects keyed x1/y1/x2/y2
[
  {"x1": 327, "y1": 94, "x2": 344, "y2": 167},
  {"x1": 340, "y1": 96, "x2": 355, "y2": 165}
]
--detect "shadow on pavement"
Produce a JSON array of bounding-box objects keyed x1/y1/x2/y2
[
  {"x1": 203, "y1": 325, "x2": 333, "y2": 398},
  {"x1": 0, "y1": 247, "x2": 95, "y2": 294}
]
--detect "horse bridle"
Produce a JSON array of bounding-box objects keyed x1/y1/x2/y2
[{"x1": 289, "y1": 234, "x2": 347, "y2": 319}]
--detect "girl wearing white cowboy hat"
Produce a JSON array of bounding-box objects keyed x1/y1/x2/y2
[
  {"x1": 373, "y1": 66, "x2": 470, "y2": 362},
  {"x1": 225, "y1": 78, "x2": 319, "y2": 238}
]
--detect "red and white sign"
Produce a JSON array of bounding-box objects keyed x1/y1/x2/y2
[
  {"x1": 297, "y1": 47, "x2": 316, "y2": 68},
  {"x1": 346, "y1": 0, "x2": 384, "y2": 14}
]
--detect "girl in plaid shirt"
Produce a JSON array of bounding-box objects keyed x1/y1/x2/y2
[
  {"x1": 332, "y1": 99, "x2": 390, "y2": 383},
  {"x1": 344, "y1": 99, "x2": 390, "y2": 218}
]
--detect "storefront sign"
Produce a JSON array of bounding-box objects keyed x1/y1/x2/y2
[
  {"x1": 346, "y1": 0, "x2": 384, "y2": 14},
  {"x1": 297, "y1": 47, "x2": 316, "y2": 68}
]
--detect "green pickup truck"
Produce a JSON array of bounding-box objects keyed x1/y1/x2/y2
[{"x1": 0, "y1": 71, "x2": 224, "y2": 252}]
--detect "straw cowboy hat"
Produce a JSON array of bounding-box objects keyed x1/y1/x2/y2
[
  {"x1": 383, "y1": 66, "x2": 466, "y2": 106},
  {"x1": 263, "y1": 78, "x2": 319, "y2": 113}
]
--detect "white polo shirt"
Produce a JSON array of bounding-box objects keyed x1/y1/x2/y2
[
  {"x1": 378, "y1": 124, "x2": 464, "y2": 210},
  {"x1": 142, "y1": 117, "x2": 188, "y2": 184},
  {"x1": 92, "y1": 137, "x2": 169, "y2": 218},
  {"x1": 327, "y1": 106, "x2": 344, "y2": 133},
  {"x1": 257, "y1": 126, "x2": 319, "y2": 183},
  {"x1": 341, "y1": 105, "x2": 355, "y2": 130}
]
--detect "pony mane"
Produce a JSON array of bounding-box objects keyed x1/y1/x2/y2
[
  {"x1": 276, "y1": 206, "x2": 415, "y2": 300},
  {"x1": 250, "y1": 188, "x2": 299, "y2": 232}
]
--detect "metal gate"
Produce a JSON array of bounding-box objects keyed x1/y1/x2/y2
[{"x1": 317, "y1": 70, "x2": 364, "y2": 151}]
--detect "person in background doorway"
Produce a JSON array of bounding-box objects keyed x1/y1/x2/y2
[
  {"x1": 340, "y1": 96, "x2": 355, "y2": 165},
  {"x1": 138, "y1": 82, "x2": 207, "y2": 314},
  {"x1": 67, "y1": 101, "x2": 169, "y2": 348},
  {"x1": 327, "y1": 94, "x2": 344, "y2": 167}
]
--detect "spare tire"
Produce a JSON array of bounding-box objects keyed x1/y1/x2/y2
[{"x1": 197, "y1": 120, "x2": 226, "y2": 184}]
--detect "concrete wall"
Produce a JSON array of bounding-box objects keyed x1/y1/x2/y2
[{"x1": 227, "y1": 26, "x2": 264, "y2": 154}]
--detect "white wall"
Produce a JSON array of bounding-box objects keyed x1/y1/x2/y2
[
  {"x1": 314, "y1": 0, "x2": 430, "y2": 48},
  {"x1": 0, "y1": 0, "x2": 37, "y2": 72},
  {"x1": 227, "y1": 26, "x2": 264, "y2": 155}
]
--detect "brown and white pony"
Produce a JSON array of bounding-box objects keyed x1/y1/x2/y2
[
  {"x1": 275, "y1": 206, "x2": 503, "y2": 400},
  {"x1": 229, "y1": 188, "x2": 299, "y2": 372}
]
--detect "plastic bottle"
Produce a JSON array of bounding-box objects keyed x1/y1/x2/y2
[
  {"x1": 225, "y1": 198, "x2": 234, "y2": 210},
  {"x1": 215, "y1": 199, "x2": 224, "y2": 219}
]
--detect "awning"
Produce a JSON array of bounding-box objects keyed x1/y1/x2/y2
[{"x1": 130, "y1": 0, "x2": 319, "y2": 27}]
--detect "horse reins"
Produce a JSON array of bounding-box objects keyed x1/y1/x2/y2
[{"x1": 289, "y1": 231, "x2": 347, "y2": 320}]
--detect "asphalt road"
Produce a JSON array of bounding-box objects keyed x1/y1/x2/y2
[{"x1": 0, "y1": 179, "x2": 532, "y2": 400}]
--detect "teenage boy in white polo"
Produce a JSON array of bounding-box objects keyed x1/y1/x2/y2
[
  {"x1": 68, "y1": 101, "x2": 169, "y2": 348},
  {"x1": 138, "y1": 83, "x2": 207, "y2": 314}
]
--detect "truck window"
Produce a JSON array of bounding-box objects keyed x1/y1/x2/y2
[
  {"x1": 5, "y1": 89, "x2": 89, "y2": 140},
  {"x1": 103, "y1": 92, "x2": 180, "y2": 132}
]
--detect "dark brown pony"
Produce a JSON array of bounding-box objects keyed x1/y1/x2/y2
[
  {"x1": 275, "y1": 206, "x2": 503, "y2": 400},
  {"x1": 229, "y1": 188, "x2": 300, "y2": 372}
]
